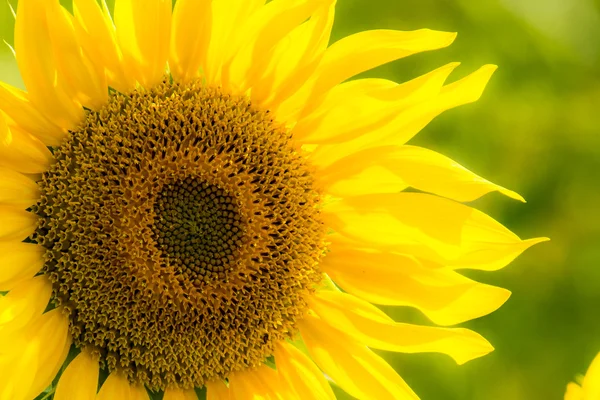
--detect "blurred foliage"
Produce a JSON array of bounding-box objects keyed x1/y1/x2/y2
[{"x1": 1, "y1": 0, "x2": 599, "y2": 399}]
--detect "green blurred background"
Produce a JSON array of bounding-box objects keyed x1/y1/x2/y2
[{"x1": 1, "y1": 0, "x2": 599, "y2": 399}]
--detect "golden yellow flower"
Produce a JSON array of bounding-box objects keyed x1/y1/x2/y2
[
  {"x1": 0, "y1": 0, "x2": 547, "y2": 399},
  {"x1": 566, "y1": 352, "x2": 600, "y2": 400}
]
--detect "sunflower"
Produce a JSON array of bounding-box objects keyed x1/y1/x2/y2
[
  {"x1": 566, "y1": 352, "x2": 600, "y2": 400},
  {"x1": 0, "y1": 0, "x2": 546, "y2": 399}
]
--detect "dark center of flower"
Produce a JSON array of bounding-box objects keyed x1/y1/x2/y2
[{"x1": 33, "y1": 80, "x2": 326, "y2": 390}]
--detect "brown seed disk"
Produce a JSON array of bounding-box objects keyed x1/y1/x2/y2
[{"x1": 32, "y1": 80, "x2": 326, "y2": 390}]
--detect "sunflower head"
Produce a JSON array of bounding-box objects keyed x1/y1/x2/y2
[{"x1": 0, "y1": 0, "x2": 546, "y2": 399}]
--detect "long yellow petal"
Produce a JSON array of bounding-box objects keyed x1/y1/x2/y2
[
  {"x1": 0, "y1": 114, "x2": 53, "y2": 174},
  {"x1": 324, "y1": 192, "x2": 548, "y2": 271},
  {"x1": 293, "y1": 63, "x2": 458, "y2": 143},
  {"x1": 204, "y1": 0, "x2": 265, "y2": 85},
  {"x1": 46, "y1": 0, "x2": 108, "y2": 110},
  {"x1": 254, "y1": 0, "x2": 335, "y2": 110},
  {"x1": 309, "y1": 65, "x2": 497, "y2": 168},
  {"x1": 295, "y1": 29, "x2": 456, "y2": 118},
  {"x1": 169, "y1": 0, "x2": 212, "y2": 83},
  {"x1": 310, "y1": 291, "x2": 493, "y2": 363},
  {"x1": 0, "y1": 205, "x2": 37, "y2": 242},
  {"x1": 273, "y1": 341, "x2": 335, "y2": 400},
  {"x1": 0, "y1": 82, "x2": 65, "y2": 146},
  {"x1": 318, "y1": 144, "x2": 524, "y2": 202},
  {"x1": 97, "y1": 371, "x2": 149, "y2": 400},
  {"x1": 163, "y1": 388, "x2": 198, "y2": 400},
  {"x1": 229, "y1": 364, "x2": 290, "y2": 400},
  {"x1": 221, "y1": 0, "x2": 323, "y2": 94},
  {"x1": 0, "y1": 276, "x2": 52, "y2": 340},
  {"x1": 55, "y1": 348, "x2": 99, "y2": 400},
  {"x1": 0, "y1": 166, "x2": 40, "y2": 208},
  {"x1": 206, "y1": 380, "x2": 230, "y2": 400},
  {"x1": 583, "y1": 352, "x2": 600, "y2": 399},
  {"x1": 0, "y1": 242, "x2": 44, "y2": 291},
  {"x1": 114, "y1": 0, "x2": 172, "y2": 88},
  {"x1": 0, "y1": 328, "x2": 39, "y2": 400},
  {"x1": 299, "y1": 314, "x2": 418, "y2": 400},
  {"x1": 14, "y1": 0, "x2": 84, "y2": 130},
  {"x1": 25, "y1": 308, "x2": 73, "y2": 399},
  {"x1": 73, "y1": 0, "x2": 136, "y2": 92},
  {"x1": 321, "y1": 241, "x2": 511, "y2": 325}
]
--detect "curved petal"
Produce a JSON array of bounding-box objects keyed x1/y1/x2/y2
[
  {"x1": 323, "y1": 192, "x2": 548, "y2": 271},
  {"x1": 322, "y1": 241, "x2": 511, "y2": 325},
  {"x1": 14, "y1": 0, "x2": 84, "y2": 130},
  {"x1": 293, "y1": 62, "x2": 459, "y2": 144},
  {"x1": 318, "y1": 145, "x2": 524, "y2": 202},
  {"x1": 73, "y1": 0, "x2": 136, "y2": 92},
  {"x1": 0, "y1": 82, "x2": 65, "y2": 146},
  {"x1": 0, "y1": 166, "x2": 40, "y2": 208},
  {"x1": 46, "y1": 0, "x2": 108, "y2": 110},
  {"x1": 97, "y1": 371, "x2": 149, "y2": 400},
  {"x1": 0, "y1": 115, "x2": 53, "y2": 174},
  {"x1": 288, "y1": 29, "x2": 456, "y2": 121},
  {"x1": 565, "y1": 383, "x2": 583, "y2": 400},
  {"x1": 299, "y1": 314, "x2": 418, "y2": 400},
  {"x1": 0, "y1": 242, "x2": 45, "y2": 295},
  {"x1": 169, "y1": 0, "x2": 212, "y2": 83},
  {"x1": 206, "y1": 380, "x2": 230, "y2": 400},
  {"x1": 0, "y1": 275, "x2": 52, "y2": 343},
  {"x1": 273, "y1": 341, "x2": 335, "y2": 400},
  {"x1": 114, "y1": 0, "x2": 172, "y2": 88},
  {"x1": 55, "y1": 348, "x2": 99, "y2": 400},
  {"x1": 254, "y1": 0, "x2": 335, "y2": 110},
  {"x1": 229, "y1": 364, "x2": 291, "y2": 400},
  {"x1": 0, "y1": 205, "x2": 37, "y2": 242},
  {"x1": 164, "y1": 388, "x2": 198, "y2": 400},
  {"x1": 309, "y1": 65, "x2": 497, "y2": 168},
  {"x1": 204, "y1": 0, "x2": 265, "y2": 85},
  {"x1": 24, "y1": 308, "x2": 73, "y2": 399},
  {"x1": 221, "y1": 0, "x2": 324, "y2": 94},
  {"x1": 309, "y1": 291, "x2": 494, "y2": 363}
]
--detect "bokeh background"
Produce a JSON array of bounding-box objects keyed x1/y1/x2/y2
[{"x1": 1, "y1": 0, "x2": 599, "y2": 399}]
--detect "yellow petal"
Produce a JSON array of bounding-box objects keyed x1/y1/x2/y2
[
  {"x1": 254, "y1": 0, "x2": 335, "y2": 110},
  {"x1": 583, "y1": 352, "x2": 600, "y2": 399},
  {"x1": 310, "y1": 291, "x2": 493, "y2": 364},
  {"x1": 55, "y1": 348, "x2": 99, "y2": 400},
  {"x1": 204, "y1": 0, "x2": 265, "y2": 85},
  {"x1": 323, "y1": 192, "x2": 548, "y2": 271},
  {"x1": 73, "y1": 0, "x2": 136, "y2": 92},
  {"x1": 221, "y1": 0, "x2": 324, "y2": 94},
  {"x1": 25, "y1": 308, "x2": 73, "y2": 399},
  {"x1": 97, "y1": 371, "x2": 149, "y2": 400},
  {"x1": 0, "y1": 205, "x2": 37, "y2": 242},
  {"x1": 318, "y1": 144, "x2": 524, "y2": 202},
  {"x1": 297, "y1": 29, "x2": 456, "y2": 117},
  {"x1": 206, "y1": 380, "x2": 230, "y2": 400},
  {"x1": 0, "y1": 328, "x2": 39, "y2": 400},
  {"x1": 0, "y1": 166, "x2": 40, "y2": 208},
  {"x1": 293, "y1": 63, "x2": 459, "y2": 144},
  {"x1": 321, "y1": 241, "x2": 511, "y2": 325},
  {"x1": 114, "y1": 0, "x2": 172, "y2": 88},
  {"x1": 163, "y1": 388, "x2": 198, "y2": 400},
  {"x1": 565, "y1": 383, "x2": 583, "y2": 400},
  {"x1": 0, "y1": 276, "x2": 52, "y2": 339},
  {"x1": 0, "y1": 242, "x2": 44, "y2": 292},
  {"x1": 273, "y1": 341, "x2": 335, "y2": 400},
  {"x1": 229, "y1": 364, "x2": 290, "y2": 400},
  {"x1": 0, "y1": 114, "x2": 53, "y2": 174},
  {"x1": 46, "y1": 0, "x2": 108, "y2": 110},
  {"x1": 14, "y1": 0, "x2": 84, "y2": 130},
  {"x1": 299, "y1": 314, "x2": 418, "y2": 400},
  {"x1": 169, "y1": 0, "x2": 212, "y2": 83},
  {"x1": 0, "y1": 82, "x2": 65, "y2": 146},
  {"x1": 320, "y1": 165, "x2": 409, "y2": 197},
  {"x1": 309, "y1": 65, "x2": 497, "y2": 168}
]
